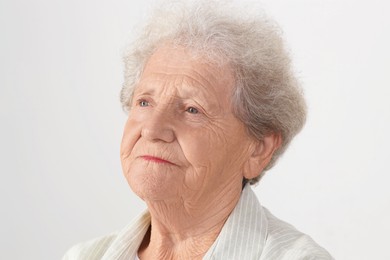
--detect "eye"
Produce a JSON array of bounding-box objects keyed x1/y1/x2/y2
[
  {"x1": 139, "y1": 100, "x2": 149, "y2": 107},
  {"x1": 186, "y1": 107, "x2": 199, "y2": 114}
]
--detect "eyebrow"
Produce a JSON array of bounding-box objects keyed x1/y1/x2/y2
[{"x1": 134, "y1": 75, "x2": 222, "y2": 113}]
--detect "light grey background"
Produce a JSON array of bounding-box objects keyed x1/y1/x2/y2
[{"x1": 1, "y1": 0, "x2": 389, "y2": 259}]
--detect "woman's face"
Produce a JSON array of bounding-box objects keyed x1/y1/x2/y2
[{"x1": 120, "y1": 46, "x2": 254, "y2": 203}]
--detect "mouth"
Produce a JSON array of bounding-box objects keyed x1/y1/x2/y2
[{"x1": 140, "y1": 155, "x2": 175, "y2": 165}]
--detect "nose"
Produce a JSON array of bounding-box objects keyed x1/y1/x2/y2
[{"x1": 141, "y1": 108, "x2": 175, "y2": 143}]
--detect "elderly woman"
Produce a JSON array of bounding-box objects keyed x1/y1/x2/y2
[{"x1": 64, "y1": 1, "x2": 332, "y2": 259}]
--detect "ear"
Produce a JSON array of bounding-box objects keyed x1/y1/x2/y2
[{"x1": 243, "y1": 133, "x2": 282, "y2": 180}]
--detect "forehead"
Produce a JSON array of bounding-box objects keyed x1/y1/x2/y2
[{"x1": 137, "y1": 46, "x2": 235, "y2": 105}]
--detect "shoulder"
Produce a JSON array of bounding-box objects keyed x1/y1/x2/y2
[
  {"x1": 62, "y1": 210, "x2": 151, "y2": 260},
  {"x1": 261, "y1": 207, "x2": 333, "y2": 260},
  {"x1": 62, "y1": 232, "x2": 118, "y2": 260}
]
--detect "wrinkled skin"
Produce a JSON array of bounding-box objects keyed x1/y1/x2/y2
[{"x1": 120, "y1": 45, "x2": 280, "y2": 259}]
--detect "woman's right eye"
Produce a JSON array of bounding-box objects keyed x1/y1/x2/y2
[{"x1": 139, "y1": 100, "x2": 149, "y2": 107}]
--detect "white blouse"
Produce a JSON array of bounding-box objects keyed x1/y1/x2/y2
[{"x1": 63, "y1": 184, "x2": 333, "y2": 259}]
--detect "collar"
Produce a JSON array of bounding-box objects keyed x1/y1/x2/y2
[
  {"x1": 102, "y1": 184, "x2": 267, "y2": 259},
  {"x1": 203, "y1": 184, "x2": 268, "y2": 259}
]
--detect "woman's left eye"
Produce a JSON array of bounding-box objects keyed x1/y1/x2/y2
[{"x1": 186, "y1": 107, "x2": 199, "y2": 114}]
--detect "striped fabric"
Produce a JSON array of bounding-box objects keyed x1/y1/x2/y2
[{"x1": 63, "y1": 185, "x2": 333, "y2": 259}]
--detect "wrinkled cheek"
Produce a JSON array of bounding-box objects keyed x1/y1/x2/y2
[
  {"x1": 120, "y1": 142, "x2": 134, "y2": 179},
  {"x1": 181, "y1": 142, "x2": 214, "y2": 191},
  {"x1": 181, "y1": 131, "x2": 231, "y2": 190},
  {"x1": 120, "y1": 119, "x2": 141, "y2": 161},
  {"x1": 184, "y1": 132, "x2": 227, "y2": 164},
  {"x1": 184, "y1": 166, "x2": 207, "y2": 191},
  {"x1": 120, "y1": 157, "x2": 133, "y2": 180}
]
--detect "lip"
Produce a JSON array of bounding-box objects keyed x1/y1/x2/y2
[{"x1": 140, "y1": 155, "x2": 175, "y2": 165}]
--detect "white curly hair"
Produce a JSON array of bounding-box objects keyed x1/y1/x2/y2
[{"x1": 120, "y1": 0, "x2": 307, "y2": 184}]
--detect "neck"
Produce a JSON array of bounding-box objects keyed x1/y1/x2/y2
[{"x1": 138, "y1": 184, "x2": 242, "y2": 259}]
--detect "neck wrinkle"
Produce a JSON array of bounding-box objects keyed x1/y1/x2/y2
[{"x1": 139, "y1": 185, "x2": 242, "y2": 259}]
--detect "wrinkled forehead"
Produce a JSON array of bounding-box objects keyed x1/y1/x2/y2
[{"x1": 136, "y1": 45, "x2": 236, "y2": 105}]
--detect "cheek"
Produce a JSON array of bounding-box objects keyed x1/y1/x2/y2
[
  {"x1": 120, "y1": 117, "x2": 142, "y2": 172},
  {"x1": 179, "y1": 128, "x2": 213, "y2": 163},
  {"x1": 178, "y1": 124, "x2": 229, "y2": 179},
  {"x1": 183, "y1": 123, "x2": 231, "y2": 159},
  {"x1": 179, "y1": 121, "x2": 249, "y2": 183}
]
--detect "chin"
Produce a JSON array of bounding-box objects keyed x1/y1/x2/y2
[{"x1": 126, "y1": 166, "x2": 184, "y2": 201}]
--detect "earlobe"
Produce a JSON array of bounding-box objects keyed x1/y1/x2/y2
[{"x1": 243, "y1": 133, "x2": 282, "y2": 180}]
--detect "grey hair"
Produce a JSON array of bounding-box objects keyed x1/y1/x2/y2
[{"x1": 120, "y1": 0, "x2": 307, "y2": 184}]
